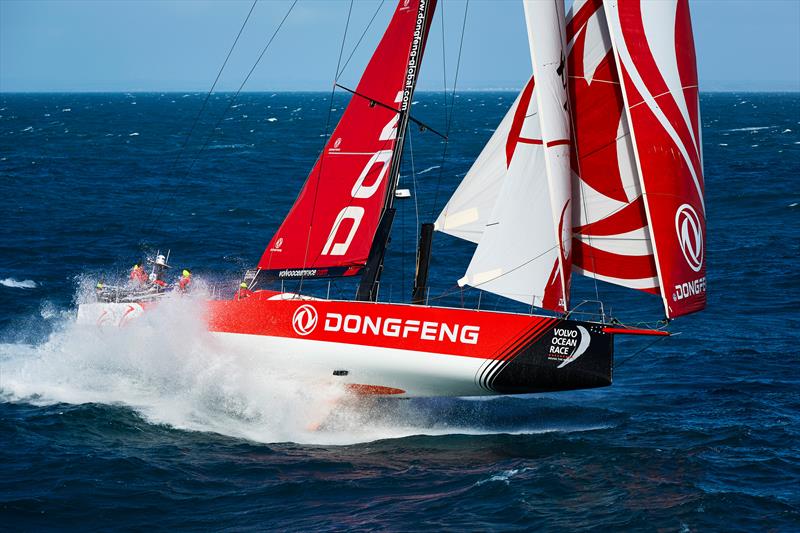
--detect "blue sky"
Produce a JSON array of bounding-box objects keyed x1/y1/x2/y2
[{"x1": 1, "y1": 0, "x2": 798, "y2": 92}]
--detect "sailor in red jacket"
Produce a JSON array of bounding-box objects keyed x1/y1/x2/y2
[
  {"x1": 177, "y1": 269, "x2": 192, "y2": 292},
  {"x1": 234, "y1": 282, "x2": 253, "y2": 300},
  {"x1": 129, "y1": 263, "x2": 148, "y2": 286}
]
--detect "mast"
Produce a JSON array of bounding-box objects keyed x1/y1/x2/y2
[
  {"x1": 411, "y1": 223, "x2": 434, "y2": 304},
  {"x1": 357, "y1": 0, "x2": 437, "y2": 301}
]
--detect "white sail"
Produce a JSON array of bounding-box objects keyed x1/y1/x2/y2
[
  {"x1": 445, "y1": 0, "x2": 572, "y2": 312},
  {"x1": 457, "y1": 84, "x2": 561, "y2": 308},
  {"x1": 434, "y1": 91, "x2": 522, "y2": 244},
  {"x1": 523, "y1": 0, "x2": 573, "y2": 307}
]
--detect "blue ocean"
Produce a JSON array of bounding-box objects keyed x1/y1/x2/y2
[{"x1": 0, "y1": 91, "x2": 798, "y2": 530}]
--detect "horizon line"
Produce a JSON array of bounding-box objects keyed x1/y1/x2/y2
[{"x1": 2, "y1": 89, "x2": 798, "y2": 95}]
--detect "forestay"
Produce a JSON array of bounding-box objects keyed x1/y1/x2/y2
[{"x1": 258, "y1": 0, "x2": 436, "y2": 280}]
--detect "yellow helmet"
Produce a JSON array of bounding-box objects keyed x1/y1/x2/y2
[
  {"x1": 240, "y1": 282, "x2": 248, "y2": 288},
  {"x1": 182, "y1": 269, "x2": 191, "y2": 278},
  {"x1": 96, "y1": 282, "x2": 103, "y2": 288}
]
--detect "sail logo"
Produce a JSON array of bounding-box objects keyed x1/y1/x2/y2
[
  {"x1": 547, "y1": 326, "x2": 591, "y2": 368},
  {"x1": 292, "y1": 304, "x2": 319, "y2": 336},
  {"x1": 675, "y1": 204, "x2": 703, "y2": 272}
]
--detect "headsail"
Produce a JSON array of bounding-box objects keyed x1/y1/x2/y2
[
  {"x1": 566, "y1": 0, "x2": 659, "y2": 294},
  {"x1": 438, "y1": 0, "x2": 572, "y2": 312},
  {"x1": 603, "y1": 0, "x2": 706, "y2": 318},
  {"x1": 258, "y1": 0, "x2": 436, "y2": 280},
  {"x1": 434, "y1": 90, "x2": 523, "y2": 244}
]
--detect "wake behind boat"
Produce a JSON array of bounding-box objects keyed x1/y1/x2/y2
[{"x1": 77, "y1": 0, "x2": 704, "y2": 398}]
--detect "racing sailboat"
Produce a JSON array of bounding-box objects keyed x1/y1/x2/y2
[{"x1": 77, "y1": 0, "x2": 706, "y2": 398}]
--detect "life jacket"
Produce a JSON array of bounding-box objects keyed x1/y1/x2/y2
[
  {"x1": 130, "y1": 268, "x2": 147, "y2": 284},
  {"x1": 234, "y1": 288, "x2": 253, "y2": 301},
  {"x1": 178, "y1": 276, "x2": 191, "y2": 291}
]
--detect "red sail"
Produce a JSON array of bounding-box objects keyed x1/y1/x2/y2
[
  {"x1": 258, "y1": 0, "x2": 436, "y2": 279},
  {"x1": 567, "y1": 0, "x2": 659, "y2": 295},
  {"x1": 604, "y1": 0, "x2": 706, "y2": 319}
]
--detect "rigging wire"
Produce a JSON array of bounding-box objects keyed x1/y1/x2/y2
[
  {"x1": 146, "y1": 0, "x2": 299, "y2": 235},
  {"x1": 336, "y1": 0, "x2": 386, "y2": 80},
  {"x1": 140, "y1": 0, "x2": 259, "y2": 233},
  {"x1": 566, "y1": 72, "x2": 602, "y2": 305},
  {"x1": 297, "y1": 0, "x2": 354, "y2": 294},
  {"x1": 408, "y1": 129, "x2": 421, "y2": 240},
  {"x1": 614, "y1": 333, "x2": 674, "y2": 369},
  {"x1": 429, "y1": 0, "x2": 469, "y2": 220}
]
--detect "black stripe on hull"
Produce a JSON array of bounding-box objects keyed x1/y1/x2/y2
[
  {"x1": 481, "y1": 319, "x2": 613, "y2": 394},
  {"x1": 475, "y1": 318, "x2": 557, "y2": 393}
]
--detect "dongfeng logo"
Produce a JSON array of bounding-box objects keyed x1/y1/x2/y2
[
  {"x1": 675, "y1": 204, "x2": 703, "y2": 273},
  {"x1": 292, "y1": 304, "x2": 318, "y2": 336},
  {"x1": 275, "y1": 237, "x2": 283, "y2": 249},
  {"x1": 333, "y1": 137, "x2": 342, "y2": 149}
]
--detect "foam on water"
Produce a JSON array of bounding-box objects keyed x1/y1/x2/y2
[
  {"x1": 726, "y1": 126, "x2": 772, "y2": 132},
  {"x1": 417, "y1": 165, "x2": 441, "y2": 175},
  {"x1": 1, "y1": 278, "x2": 37, "y2": 289},
  {"x1": 0, "y1": 291, "x2": 355, "y2": 444}
]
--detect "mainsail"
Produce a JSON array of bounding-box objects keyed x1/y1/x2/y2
[
  {"x1": 436, "y1": 0, "x2": 572, "y2": 312},
  {"x1": 603, "y1": 0, "x2": 706, "y2": 318},
  {"x1": 258, "y1": 0, "x2": 436, "y2": 279},
  {"x1": 566, "y1": 0, "x2": 659, "y2": 294}
]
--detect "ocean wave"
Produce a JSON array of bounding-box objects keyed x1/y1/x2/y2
[
  {"x1": 418, "y1": 165, "x2": 441, "y2": 175},
  {"x1": 0, "y1": 278, "x2": 37, "y2": 289},
  {"x1": 207, "y1": 143, "x2": 254, "y2": 150},
  {"x1": 475, "y1": 467, "x2": 533, "y2": 486},
  {"x1": 726, "y1": 126, "x2": 772, "y2": 132}
]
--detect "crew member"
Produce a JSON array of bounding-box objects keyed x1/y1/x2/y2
[
  {"x1": 129, "y1": 263, "x2": 148, "y2": 286},
  {"x1": 95, "y1": 281, "x2": 107, "y2": 302},
  {"x1": 234, "y1": 282, "x2": 252, "y2": 300},
  {"x1": 177, "y1": 269, "x2": 192, "y2": 292}
]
